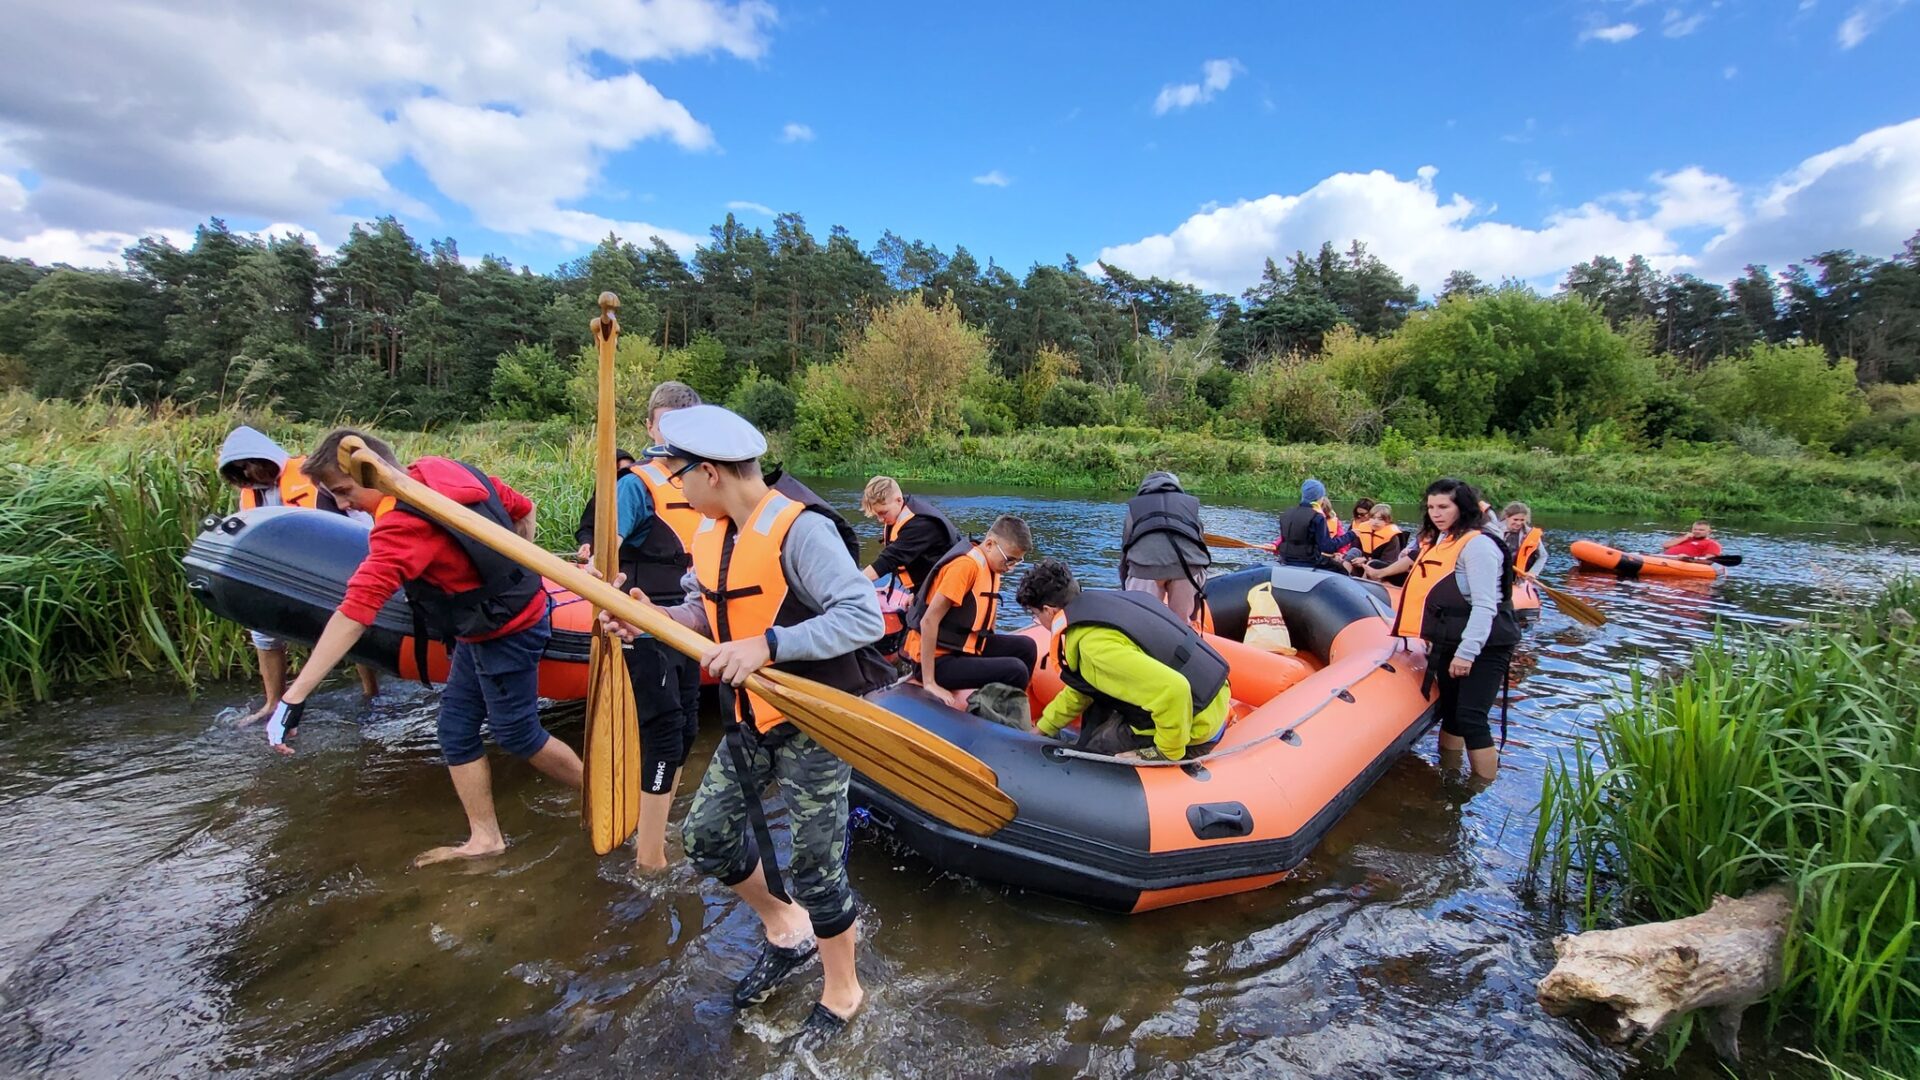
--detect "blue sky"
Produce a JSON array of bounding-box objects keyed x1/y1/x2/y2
[{"x1": 2, "y1": 1, "x2": 1916, "y2": 293}]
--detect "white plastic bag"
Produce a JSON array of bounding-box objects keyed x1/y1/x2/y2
[{"x1": 1243, "y1": 582, "x2": 1297, "y2": 655}]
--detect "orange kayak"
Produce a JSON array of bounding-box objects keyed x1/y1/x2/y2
[{"x1": 1569, "y1": 539, "x2": 1723, "y2": 580}]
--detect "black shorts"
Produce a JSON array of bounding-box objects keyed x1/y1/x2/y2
[{"x1": 625, "y1": 637, "x2": 703, "y2": 794}]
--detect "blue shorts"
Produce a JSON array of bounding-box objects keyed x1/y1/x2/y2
[{"x1": 437, "y1": 615, "x2": 552, "y2": 766}]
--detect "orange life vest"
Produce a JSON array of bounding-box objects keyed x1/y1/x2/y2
[
  {"x1": 635, "y1": 462, "x2": 704, "y2": 549},
  {"x1": 693, "y1": 488, "x2": 874, "y2": 733},
  {"x1": 1392, "y1": 531, "x2": 1519, "y2": 650},
  {"x1": 372, "y1": 495, "x2": 398, "y2": 519},
  {"x1": 237, "y1": 455, "x2": 319, "y2": 510},
  {"x1": 1511, "y1": 527, "x2": 1544, "y2": 574},
  {"x1": 904, "y1": 542, "x2": 1001, "y2": 657},
  {"x1": 1352, "y1": 521, "x2": 1399, "y2": 557}
]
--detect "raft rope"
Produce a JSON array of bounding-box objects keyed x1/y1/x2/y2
[{"x1": 1050, "y1": 643, "x2": 1408, "y2": 768}]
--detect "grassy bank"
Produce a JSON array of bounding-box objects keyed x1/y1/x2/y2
[
  {"x1": 788, "y1": 426, "x2": 1920, "y2": 526},
  {"x1": 1526, "y1": 579, "x2": 1920, "y2": 1072}
]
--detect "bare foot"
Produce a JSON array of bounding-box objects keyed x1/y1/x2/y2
[
  {"x1": 413, "y1": 838, "x2": 507, "y2": 867},
  {"x1": 236, "y1": 701, "x2": 277, "y2": 728}
]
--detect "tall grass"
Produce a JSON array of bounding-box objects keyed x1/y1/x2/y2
[{"x1": 1527, "y1": 580, "x2": 1920, "y2": 1070}]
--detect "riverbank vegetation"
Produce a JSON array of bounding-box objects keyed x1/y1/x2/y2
[
  {"x1": 3, "y1": 214, "x2": 1919, "y2": 488},
  {"x1": 1527, "y1": 579, "x2": 1920, "y2": 1074}
]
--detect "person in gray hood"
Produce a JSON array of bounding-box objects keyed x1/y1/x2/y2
[
  {"x1": 1119, "y1": 471, "x2": 1212, "y2": 624},
  {"x1": 216, "y1": 426, "x2": 379, "y2": 724}
]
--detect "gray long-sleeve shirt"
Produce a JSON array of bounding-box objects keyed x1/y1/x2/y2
[
  {"x1": 1404, "y1": 529, "x2": 1506, "y2": 662},
  {"x1": 664, "y1": 510, "x2": 884, "y2": 660}
]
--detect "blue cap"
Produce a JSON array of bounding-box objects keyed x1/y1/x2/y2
[
  {"x1": 1302, "y1": 478, "x2": 1327, "y2": 504},
  {"x1": 643, "y1": 404, "x2": 768, "y2": 464}
]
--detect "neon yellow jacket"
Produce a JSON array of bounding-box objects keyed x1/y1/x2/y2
[{"x1": 1037, "y1": 625, "x2": 1230, "y2": 760}]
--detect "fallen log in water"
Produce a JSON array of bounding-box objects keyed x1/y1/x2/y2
[{"x1": 1537, "y1": 885, "x2": 1793, "y2": 1060}]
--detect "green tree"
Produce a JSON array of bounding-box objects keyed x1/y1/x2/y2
[
  {"x1": 1695, "y1": 342, "x2": 1867, "y2": 447},
  {"x1": 841, "y1": 294, "x2": 991, "y2": 446}
]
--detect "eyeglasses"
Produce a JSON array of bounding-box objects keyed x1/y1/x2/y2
[
  {"x1": 665, "y1": 459, "x2": 705, "y2": 489},
  {"x1": 988, "y1": 540, "x2": 1025, "y2": 570}
]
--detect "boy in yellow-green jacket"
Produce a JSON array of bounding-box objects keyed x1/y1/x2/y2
[{"x1": 1014, "y1": 559, "x2": 1231, "y2": 761}]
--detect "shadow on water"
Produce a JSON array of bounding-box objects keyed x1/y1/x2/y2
[{"x1": 1, "y1": 483, "x2": 1915, "y2": 1078}]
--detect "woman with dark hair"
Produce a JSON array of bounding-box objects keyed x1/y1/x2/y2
[{"x1": 1364, "y1": 478, "x2": 1518, "y2": 780}]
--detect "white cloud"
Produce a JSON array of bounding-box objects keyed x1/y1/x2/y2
[
  {"x1": 1724, "y1": 65, "x2": 1739, "y2": 78},
  {"x1": 1533, "y1": 169, "x2": 1555, "y2": 186},
  {"x1": 1153, "y1": 58, "x2": 1241, "y2": 115},
  {"x1": 1838, "y1": 0, "x2": 1910, "y2": 47},
  {"x1": 1581, "y1": 21, "x2": 1643, "y2": 42},
  {"x1": 1663, "y1": 9, "x2": 1707, "y2": 35},
  {"x1": 973, "y1": 170, "x2": 1011, "y2": 188},
  {"x1": 1093, "y1": 115, "x2": 1920, "y2": 295},
  {"x1": 726, "y1": 200, "x2": 776, "y2": 215},
  {"x1": 780, "y1": 122, "x2": 815, "y2": 143},
  {"x1": 0, "y1": 0, "x2": 773, "y2": 264}
]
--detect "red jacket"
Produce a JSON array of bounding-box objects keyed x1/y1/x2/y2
[
  {"x1": 1663, "y1": 537, "x2": 1723, "y2": 558},
  {"x1": 337, "y1": 457, "x2": 545, "y2": 640}
]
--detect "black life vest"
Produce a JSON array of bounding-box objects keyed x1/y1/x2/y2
[
  {"x1": 767, "y1": 468, "x2": 860, "y2": 564},
  {"x1": 389, "y1": 461, "x2": 546, "y2": 685},
  {"x1": 1121, "y1": 490, "x2": 1205, "y2": 562},
  {"x1": 885, "y1": 494, "x2": 962, "y2": 594},
  {"x1": 1054, "y1": 589, "x2": 1230, "y2": 725},
  {"x1": 1276, "y1": 504, "x2": 1330, "y2": 568},
  {"x1": 902, "y1": 538, "x2": 998, "y2": 654}
]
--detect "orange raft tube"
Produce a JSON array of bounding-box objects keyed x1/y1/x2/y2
[
  {"x1": 1568, "y1": 538, "x2": 1723, "y2": 580},
  {"x1": 852, "y1": 565, "x2": 1438, "y2": 912}
]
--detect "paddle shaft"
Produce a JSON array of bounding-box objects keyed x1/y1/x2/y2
[
  {"x1": 591, "y1": 294, "x2": 620, "y2": 579},
  {"x1": 1204, "y1": 532, "x2": 1268, "y2": 551}
]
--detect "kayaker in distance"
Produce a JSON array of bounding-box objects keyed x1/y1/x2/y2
[
  {"x1": 1118, "y1": 470, "x2": 1211, "y2": 625},
  {"x1": 269, "y1": 427, "x2": 585, "y2": 866},
  {"x1": 572, "y1": 380, "x2": 707, "y2": 873},
  {"x1": 1016, "y1": 559, "x2": 1232, "y2": 762},
  {"x1": 1662, "y1": 520, "x2": 1723, "y2": 560}
]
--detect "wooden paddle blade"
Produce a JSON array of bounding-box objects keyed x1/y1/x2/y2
[
  {"x1": 1204, "y1": 532, "x2": 1265, "y2": 551},
  {"x1": 584, "y1": 629, "x2": 642, "y2": 854},
  {"x1": 1539, "y1": 581, "x2": 1607, "y2": 628},
  {"x1": 752, "y1": 669, "x2": 1017, "y2": 835}
]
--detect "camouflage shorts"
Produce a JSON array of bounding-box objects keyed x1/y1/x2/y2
[{"x1": 682, "y1": 724, "x2": 857, "y2": 938}]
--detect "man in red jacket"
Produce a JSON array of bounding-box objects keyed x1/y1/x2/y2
[{"x1": 264, "y1": 427, "x2": 584, "y2": 867}]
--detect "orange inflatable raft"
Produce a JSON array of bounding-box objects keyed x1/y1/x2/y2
[
  {"x1": 853, "y1": 565, "x2": 1438, "y2": 912},
  {"x1": 1569, "y1": 538, "x2": 1723, "y2": 580}
]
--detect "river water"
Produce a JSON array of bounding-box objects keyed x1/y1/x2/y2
[{"x1": 1, "y1": 482, "x2": 1914, "y2": 1079}]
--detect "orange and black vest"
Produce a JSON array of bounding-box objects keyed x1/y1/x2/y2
[
  {"x1": 1509, "y1": 527, "x2": 1544, "y2": 575},
  {"x1": 574, "y1": 463, "x2": 705, "y2": 605},
  {"x1": 883, "y1": 494, "x2": 961, "y2": 595},
  {"x1": 693, "y1": 487, "x2": 879, "y2": 734},
  {"x1": 903, "y1": 539, "x2": 1000, "y2": 656},
  {"x1": 237, "y1": 455, "x2": 320, "y2": 511},
  {"x1": 1051, "y1": 589, "x2": 1229, "y2": 728},
  {"x1": 1392, "y1": 530, "x2": 1520, "y2": 652},
  {"x1": 1352, "y1": 521, "x2": 1405, "y2": 561}
]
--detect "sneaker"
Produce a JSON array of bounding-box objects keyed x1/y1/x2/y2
[
  {"x1": 731, "y1": 940, "x2": 818, "y2": 1008},
  {"x1": 789, "y1": 1002, "x2": 850, "y2": 1053}
]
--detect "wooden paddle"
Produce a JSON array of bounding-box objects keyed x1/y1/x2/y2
[
  {"x1": 1205, "y1": 532, "x2": 1271, "y2": 551},
  {"x1": 582, "y1": 292, "x2": 642, "y2": 855},
  {"x1": 334, "y1": 437, "x2": 1017, "y2": 837},
  {"x1": 1533, "y1": 579, "x2": 1607, "y2": 628}
]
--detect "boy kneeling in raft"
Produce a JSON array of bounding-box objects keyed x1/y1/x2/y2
[
  {"x1": 902, "y1": 515, "x2": 1037, "y2": 708},
  {"x1": 264, "y1": 429, "x2": 585, "y2": 866},
  {"x1": 1016, "y1": 559, "x2": 1232, "y2": 762},
  {"x1": 597, "y1": 405, "x2": 886, "y2": 1049}
]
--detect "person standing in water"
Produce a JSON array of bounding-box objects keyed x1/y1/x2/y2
[
  {"x1": 217, "y1": 425, "x2": 379, "y2": 724},
  {"x1": 599, "y1": 405, "x2": 884, "y2": 1049},
  {"x1": 265, "y1": 428, "x2": 584, "y2": 866},
  {"x1": 1118, "y1": 471, "x2": 1211, "y2": 625},
  {"x1": 573, "y1": 381, "x2": 707, "y2": 873},
  {"x1": 1369, "y1": 478, "x2": 1519, "y2": 781}
]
